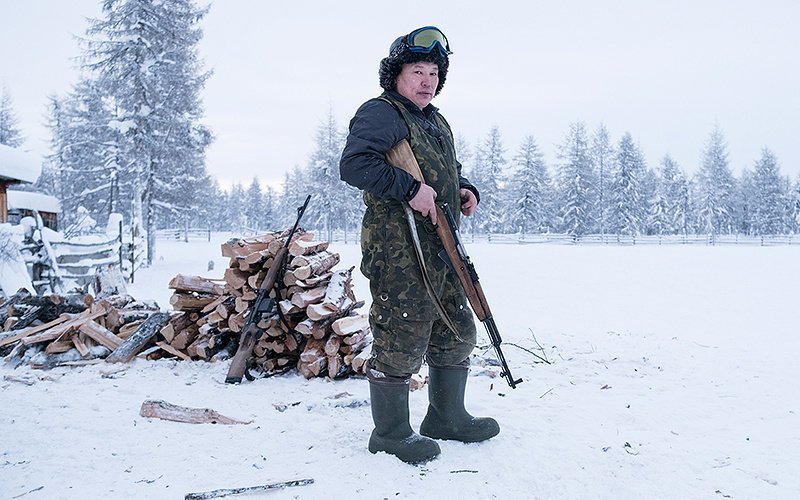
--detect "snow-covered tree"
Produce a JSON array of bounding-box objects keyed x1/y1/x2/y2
[
  {"x1": 243, "y1": 178, "x2": 264, "y2": 231},
  {"x1": 750, "y1": 148, "x2": 785, "y2": 235},
  {"x1": 607, "y1": 132, "x2": 646, "y2": 235},
  {"x1": 307, "y1": 107, "x2": 352, "y2": 241},
  {"x1": 82, "y1": 0, "x2": 212, "y2": 263},
  {"x1": 509, "y1": 135, "x2": 551, "y2": 234},
  {"x1": 0, "y1": 86, "x2": 24, "y2": 147},
  {"x1": 590, "y1": 124, "x2": 614, "y2": 236},
  {"x1": 695, "y1": 126, "x2": 736, "y2": 235},
  {"x1": 657, "y1": 155, "x2": 691, "y2": 235},
  {"x1": 555, "y1": 122, "x2": 595, "y2": 237},
  {"x1": 470, "y1": 126, "x2": 507, "y2": 233}
]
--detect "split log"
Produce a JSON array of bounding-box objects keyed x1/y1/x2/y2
[
  {"x1": 220, "y1": 235, "x2": 275, "y2": 259},
  {"x1": 223, "y1": 268, "x2": 249, "y2": 290},
  {"x1": 45, "y1": 339, "x2": 75, "y2": 354},
  {"x1": 139, "y1": 399, "x2": 251, "y2": 425},
  {"x1": 201, "y1": 295, "x2": 228, "y2": 315},
  {"x1": 106, "y1": 312, "x2": 171, "y2": 363},
  {"x1": 350, "y1": 340, "x2": 372, "y2": 374},
  {"x1": 170, "y1": 292, "x2": 218, "y2": 311},
  {"x1": 0, "y1": 314, "x2": 70, "y2": 348},
  {"x1": 324, "y1": 335, "x2": 342, "y2": 357},
  {"x1": 28, "y1": 345, "x2": 110, "y2": 369},
  {"x1": 184, "y1": 478, "x2": 314, "y2": 500},
  {"x1": 294, "y1": 318, "x2": 328, "y2": 340},
  {"x1": 290, "y1": 286, "x2": 326, "y2": 308},
  {"x1": 331, "y1": 313, "x2": 369, "y2": 336},
  {"x1": 155, "y1": 341, "x2": 193, "y2": 361},
  {"x1": 79, "y1": 320, "x2": 124, "y2": 350},
  {"x1": 22, "y1": 310, "x2": 106, "y2": 346},
  {"x1": 288, "y1": 238, "x2": 329, "y2": 257},
  {"x1": 290, "y1": 251, "x2": 340, "y2": 280},
  {"x1": 169, "y1": 274, "x2": 225, "y2": 295},
  {"x1": 106, "y1": 308, "x2": 155, "y2": 331},
  {"x1": 268, "y1": 231, "x2": 311, "y2": 255},
  {"x1": 170, "y1": 324, "x2": 200, "y2": 350}
]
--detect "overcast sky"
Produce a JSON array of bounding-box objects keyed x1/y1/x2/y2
[{"x1": 1, "y1": 0, "x2": 798, "y2": 191}]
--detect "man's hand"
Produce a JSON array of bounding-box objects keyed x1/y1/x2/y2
[
  {"x1": 460, "y1": 188, "x2": 478, "y2": 216},
  {"x1": 409, "y1": 183, "x2": 438, "y2": 225}
]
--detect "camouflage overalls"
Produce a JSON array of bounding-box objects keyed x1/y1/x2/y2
[{"x1": 361, "y1": 93, "x2": 477, "y2": 377}]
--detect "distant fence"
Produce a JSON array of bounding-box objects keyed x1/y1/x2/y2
[{"x1": 155, "y1": 227, "x2": 798, "y2": 247}]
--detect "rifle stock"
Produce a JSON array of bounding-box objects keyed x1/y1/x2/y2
[
  {"x1": 225, "y1": 195, "x2": 310, "y2": 384},
  {"x1": 387, "y1": 140, "x2": 522, "y2": 389}
]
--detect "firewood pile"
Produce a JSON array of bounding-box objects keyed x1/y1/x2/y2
[
  {"x1": 0, "y1": 288, "x2": 168, "y2": 369},
  {"x1": 1, "y1": 229, "x2": 372, "y2": 380},
  {"x1": 165, "y1": 229, "x2": 372, "y2": 379}
]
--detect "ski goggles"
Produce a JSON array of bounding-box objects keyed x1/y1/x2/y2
[{"x1": 404, "y1": 26, "x2": 452, "y2": 56}]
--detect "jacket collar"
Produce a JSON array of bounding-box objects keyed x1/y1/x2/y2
[{"x1": 387, "y1": 90, "x2": 438, "y2": 119}]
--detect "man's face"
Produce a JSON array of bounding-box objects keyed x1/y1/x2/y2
[{"x1": 395, "y1": 61, "x2": 439, "y2": 110}]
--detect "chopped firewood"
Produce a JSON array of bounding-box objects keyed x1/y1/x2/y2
[
  {"x1": 0, "y1": 314, "x2": 70, "y2": 347},
  {"x1": 184, "y1": 478, "x2": 314, "y2": 500},
  {"x1": 294, "y1": 318, "x2": 328, "y2": 339},
  {"x1": 169, "y1": 292, "x2": 218, "y2": 311},
  {"x1": 331, "y1": 313, "x2": 369, "y2": 336},
  {"x1": 268, "y1": 231, "x2": 311, "y2": 255},
  {"x1": 290, "y1": 286, "x2": 326, "y2": 308},
  {"x1": 170, "y1": 324, "x2": 200, "y2": 350},
  {"x1": 106, "y1": 308, "x2": 156, "y2": 331},
  {"x1": 289, "y1": 238, "x2": 329, "y2": 257},
  {"x1": 290, "y1": 251, "x2": 340, "y2": 280},
  {"x1": 169, "y1": 274, "x2": 225, "y2": 295},
  {"x1": 350, "y1": 341, "x2": 372, "y2": 374},
  {"x1": 278, "y1": 300, "x2": 302, "y2": 316},
  {"x1": 201, "y1": 295, "x2": 228, "y2": 314},
  {"x1": 342, "y1": 329, "x2": 368, "y2": 346},
  {"x1": 106, "y1": 312, "x2": 171, "y2": 363},
  {"x1": 139, "y1": 399, "x2": 251, "y2": 424},
  {"x1": 29, "y1": 346, "x2": 110, "y2": 370},
  {"x1": 72, "y1": 334, "x2": 90, "y2": 357},
  {"x1": 22, "y1": 310, "x2": 106, "y2": 346},
  {"x1": 223, "y1": 268, "x2": 249, "y2": 290},
  {"x1": 227, "y1": 310, "x2": 248, "y2": 333},
  {"x1": 324, "y1": 335, "x2": 342, "y2": 357},
  {"x1": 155, "y1": 341, "x2": 193, "y2": 361},
  {"x1": 45, "y1": 338, "x2": 75, "y2": 354},
  {"x1": 78, "y1": 320, "x2": 124, "y2": 350},
  {"x1": 234, "y1": 297, "x2": 251, "y2": 314}
]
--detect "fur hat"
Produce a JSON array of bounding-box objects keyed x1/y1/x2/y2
[{"x1": 378, "y1": 34, "x2": 449, "y2": 96}]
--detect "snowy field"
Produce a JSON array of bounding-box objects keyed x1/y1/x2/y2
[{"x1": 2, "y1": 235, "x2": 799, "y2": 499}]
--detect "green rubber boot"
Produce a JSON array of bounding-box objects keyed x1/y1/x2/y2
[
  {"x1": 420, "y1": 364, "x2": 500, "y2": 442},
  {"x1": 367, "y1": 369, "x2": 441, "y2": 464}
]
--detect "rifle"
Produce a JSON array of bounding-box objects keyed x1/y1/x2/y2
[
  {"x1": 386, "y1": 140, "x2": 522, "y2": 389},
  {"x1": 225, "y1": 195, "x2": 311, "y2": 384}
]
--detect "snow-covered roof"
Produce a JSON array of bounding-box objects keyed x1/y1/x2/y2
[
  {"x1": 0, "y1": 144, "x2": 42, "y2": 183},
  {"x1": 7, "y1": 190, "x2": 61, "y2": 213}
]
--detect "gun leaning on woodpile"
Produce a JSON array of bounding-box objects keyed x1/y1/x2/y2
[
  {"x1": 386, "y1": 140, "x2": 522, "y2": 389},
  {"x1": 225, "y1": 195, "x2": 311, "y2": 384}
]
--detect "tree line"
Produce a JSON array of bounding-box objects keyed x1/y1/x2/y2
[{"x1": 2, "y1": 0, "x2": 798, "y2": 255}]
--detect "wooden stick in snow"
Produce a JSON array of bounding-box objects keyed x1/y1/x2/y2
[
  {"x1": 184, "y1": 478, "x2": 314, "y2": 500},
  {"x1": 140, "y1": 399, "x2": 252, "y2": 425}
]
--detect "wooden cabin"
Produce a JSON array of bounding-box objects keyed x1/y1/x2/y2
[{"x1": 0, "y1": 144, "x2": 43, "y2": 224}]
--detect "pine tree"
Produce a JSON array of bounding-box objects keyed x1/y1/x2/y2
[
  {"x1": 658, "y1": 155, "x2": 691, "y2": 235},
  {"x1": 555, "y1": 122, "x2": 595, "y2": 237},
  {"x1": 83, "y1": 0, "x2": 212, "y2": 263},
  {"x1": 307, "y1": 107, "x2": 349, "y2": 241},
  {"x1": 591, "y1": 124, "x2": 614, "y2": 236},
  {"x1": 509, "y1": 135, "x2": 551, "y2": 234},
  {"x1": 607, "y1": 132, "x2": 646, "y2": 235},
  {"x1": 0, "y1": 86, "x2": 24, "y2": 147},
  {"x1": 751, "y1": 148, "x2": 785, "y2": 235},
  {"x1": 695, "y1": 126, "x2": 736, "y2": 235},
  {"x1": 244, "y1": 178, "x2": 264, "y2": 231},
  {"x1": 471, "y1": 126, "x2": 507, "y2": 233}
]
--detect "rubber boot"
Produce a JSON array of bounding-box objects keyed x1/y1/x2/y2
[
  {"x1": 419, "y1": 364, "x2": 500, "y2": 442},
  {"x1": 367, "y1": 369, "x2": 441, "y2": 464}
]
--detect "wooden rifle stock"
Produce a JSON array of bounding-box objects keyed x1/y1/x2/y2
[
  {"x1": 386, "y1": 140, "x2": 522, "y2": 388},
  {"x1": 225, "y1": 195, "x2": 311, "y2": 384}
]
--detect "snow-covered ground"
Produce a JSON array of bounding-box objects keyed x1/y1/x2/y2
[{"x1": 2, "y1": 235, "x2": 799, "y2": 499}]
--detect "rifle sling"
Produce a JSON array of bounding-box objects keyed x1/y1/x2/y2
[{"x1": 403, "y1": 203, "x2": 459, "y2": 335}]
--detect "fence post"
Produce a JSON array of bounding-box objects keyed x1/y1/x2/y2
[
  {"x1": 184, "y1": 218, "x2": 189, "y2": 243},
  {"x1": 118, "y1": 220, "x2": 124, "y2": 273},
  {"x1": 208, "y1": 227, "x2": 211, "y2": 242}
]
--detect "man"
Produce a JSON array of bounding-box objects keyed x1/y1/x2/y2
[{"x1": 340, "y1": 26, "x2": 499, "y2": 465}]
